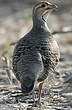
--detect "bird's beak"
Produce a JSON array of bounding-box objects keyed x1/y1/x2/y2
[
  {"x1": 46, "y1": 4, "x2": 58, "y2": 10},
  {"x1": 42, "y1": 3, "x2": 57, "y2": 22}
]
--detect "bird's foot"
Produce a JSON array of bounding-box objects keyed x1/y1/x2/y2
[
  {"x1": 33, "y1": 102, "x2": 37, "y2": 107},
  {"x1": 37, "y1": 99, "x2": 42, "y2": 107},
  {"x1": 32, "y1": 100, "x2": 41, "y2": 107}
]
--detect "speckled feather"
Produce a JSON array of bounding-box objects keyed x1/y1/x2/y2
[
  {"x1": 12, "y1": 28, "x2": 60, "y2": 92},
  {"x1": 12, "y1": 1, "x2": 60, "y2": 93}
]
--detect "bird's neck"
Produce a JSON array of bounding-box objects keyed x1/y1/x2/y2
[{"x1": 33, "y1": 14, "x2": 50, "y2": 32}]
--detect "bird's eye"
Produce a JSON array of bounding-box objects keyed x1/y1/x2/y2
[{"x1": 41, "y1": 4, "x2": 46, "y2": 8}]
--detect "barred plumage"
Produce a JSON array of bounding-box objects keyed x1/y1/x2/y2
[{"x1": 12, "y1": 1, "x2": 60, "y2": 104}]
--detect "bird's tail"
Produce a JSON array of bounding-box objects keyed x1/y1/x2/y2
[{"x1": 21, "y1": 75, "x2": 35, "y2": 94}]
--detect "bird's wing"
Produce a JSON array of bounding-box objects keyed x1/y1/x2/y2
[
  {"x1": 16, "y1": 51, "x2": 44, "y2": 80},
  {"x1": 14, "y1": 51, "x2": 44, "y2": 93}
]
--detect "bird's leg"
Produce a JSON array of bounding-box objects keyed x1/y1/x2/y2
[{"x1": 38, "y1": 82, "x2": 43, "y2": 105}]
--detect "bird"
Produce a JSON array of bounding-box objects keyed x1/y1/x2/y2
[{"x1": 12, "y1": 1, "x2": 60, "y2": 104}]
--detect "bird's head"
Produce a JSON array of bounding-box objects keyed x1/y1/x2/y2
[{"x1": 33, "y1": 1, "x2": 57, "y2": 26}]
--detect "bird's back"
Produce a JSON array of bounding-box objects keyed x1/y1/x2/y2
[
  {"x1": 12, "y1": 1, "x2": 60, "y2": 103},
  {"x1": 12, "y1": 31, "x2": 44, "y2": 93},
  {"x1": 12, "y1": 28, "x2": 60, "y2": 93}
]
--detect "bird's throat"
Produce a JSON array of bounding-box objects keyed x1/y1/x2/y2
[
  {"x1": 33, "y1": 16, "x2": 48, "y2": 31},
  {"x1": 42, "y1": 15, "x2": 46, "y2": 22}
]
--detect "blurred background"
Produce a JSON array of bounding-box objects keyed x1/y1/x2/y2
[
  {"x1": 0, "y1": 0, "x2": 72, "y2": 55},
  {"x1": 0, "y1": 0, "x2": 72, "y2": 59},
  {"x1": 0, "y1": 0, "x2": 72, "y2": 110}
]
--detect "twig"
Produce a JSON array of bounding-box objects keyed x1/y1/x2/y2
[
  {"x1": 52, "y1": 27, "x2": 72, "y2": 35},
  {"x1": 10, "y1": 41, "x2": 17, "y2": 46},
  {"x1": 52, "y1": 30, "x2": 72, "y2": 35},
  {"x1": 1, "y1": 56, "x2": 13, "y2": 84},
  {"x1": 0, "y1": 66, "x2": 12, "y2": 70}
]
